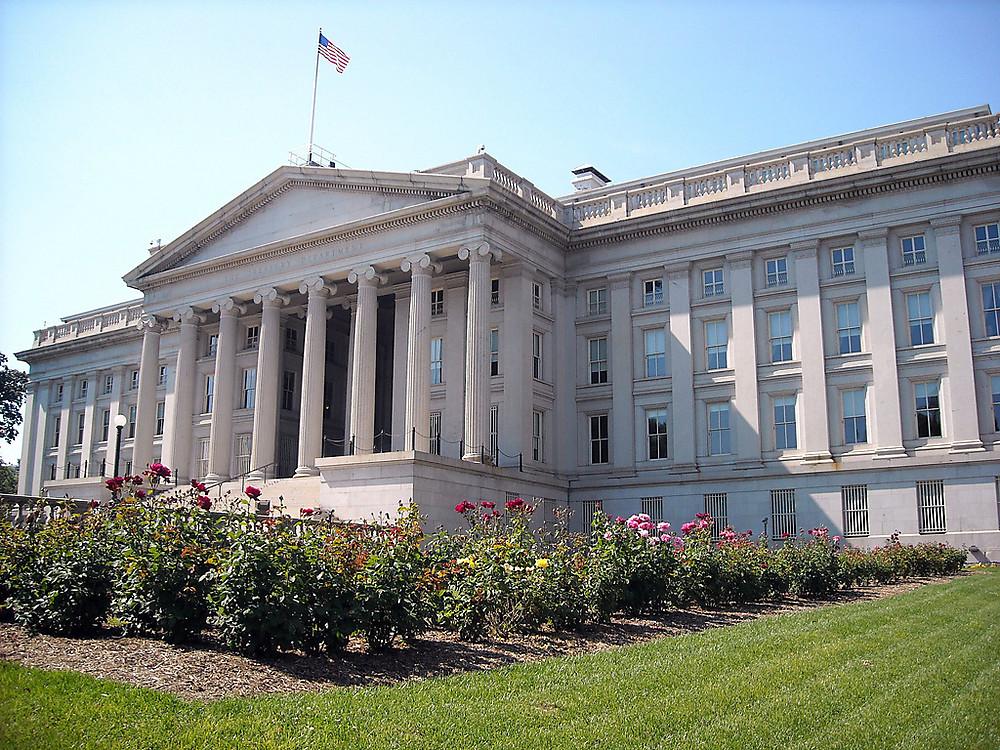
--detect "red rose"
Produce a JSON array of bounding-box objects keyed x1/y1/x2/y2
[
  {"x1": 88, "y1": 499, "x2": 99, "y2": 510},
  {"x1": 301, "y1": 507, "x2": 315, "y2": 516},
  {"x1": 480, "y1": 501, "x2": 496, "y2": 510},
  {"x1": 505, "y1": 497, "x2": 525, "y2": 511},
  {"x1": 196, "y1": 496, "x2": 212, "y2": 511},
  {"x1": 454, "y1": 500, "x2": 475, "y2": 513},
  {"x1": 244, "y1": 485, "x2": 262, "y2": 499}
]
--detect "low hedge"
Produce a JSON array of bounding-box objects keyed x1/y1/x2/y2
[{"x1": 0, "y1": 469, "x2": 972, "y2": 653}]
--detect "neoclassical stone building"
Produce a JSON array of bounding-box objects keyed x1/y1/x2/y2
[{"x1": 15, "y1": 105, "x2": 1000, "y2": 556}]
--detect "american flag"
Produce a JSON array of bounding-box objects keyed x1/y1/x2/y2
[{"x1": 318, "y1": 33, "x2": 350, "y2": 73}]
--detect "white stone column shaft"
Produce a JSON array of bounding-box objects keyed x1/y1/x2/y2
[
  {"x1": 609, "y1": 272, "x2": 635, "y2": 470},
  {"x1": 460, "y1": 243, "x2": 494, "y2": 461},
  {"x1": 402, "y1": 254, "x2": 438, "y2": 452},
  {"x1": 860, "y1": 229, "x2": 906, "y2": 458},
  {"x1": 79, "y1": 370, "x2": 98, "y2": 476},
  {"x1": 729, "y1": 254, "x2": 762, "y2": 464},
  {"x1": 207, "y1": 300, "x2": 241, "y2": 480},
  {"x1": 443, "y1": 285, "x2": 467, "y2": 460},
  {"x1": 17, "y1": 384, "x2": 39, "y2": 494},
  {"x1": 133, "y1": 318, "x2": 163, "y2": 473},
  {"x1": 348, "y1": 267, "x2": 382, "y2": 455},
  {"x1": 55, "y1": 376, "x2": 73, "y2": 479},
  {"x1": 501, "y1": 262, "x2": 532, "y2": 461},
  {"x1": 792, "y1": 243, "x2": 833, "y2": 462},
  {"x1": 104, "y1": 367, "x2": 126, "y2": 476},
  {"x1": 554, "y1": 281, "x2": 576, "y2": 475},
  {"x1": 932, "y1": 216, "x2": 984, "y2": 452},
  {"x1": 165, "y1": 311, "x2": 198, "y2": 480},
  {"x1": 295, "y1": 278, "x2": 331, "y2": 475},
  {"x1": 667, "y1": 265, "x2": 697, "y2": 470},
  {"x1": 250, "y1": 289, "x2": 287, "y2": 479}
]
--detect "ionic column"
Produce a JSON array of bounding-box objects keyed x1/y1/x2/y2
[
  {"x1": 248, "y1": 288, "x2": 289, "y2": 479},
  {"x1": 609, "y1": 271, "x2": 634, "y2": 470},
  {"x1": 165, "y1": 308, "x2": 200, "y2": 481},
  {"x1": 132, "y1": 316, "x2": 164, "y2": 473},
  {"x1": 792, "y1": 241, "x2": 833, "y2": 462},
  {"x1": 295, "y1": 277, "x2": 333, "y2": 476},
  {"x1": 206, "y1": 298, "x2": 243, "y2": 481},
  {"x1": 402, "y1": 254, "x2": 441, "y2": 452},
  {"x1": 17, "y1": 382, "x2": 39, "y2": 494},
  {"x1": 348, "y1": 266, "x2": 385, "y2": 455},
  {"x1": 459, "y1": 242, "x2": 498, "y2": 462},
  {"x1": 728, "y1": 252, "x2": 762, "y2": 464},
  {"x1": 932, "y1": 216, "x2": 984, "y2": 452},
  {"x1": 667, "y1": 263, "x2": 697, "y2": 471},
  {"x1": 860, "y1": 228, "x2": 906, "y2": 459},
  {"x1": 79, "y1": 370, "x2": 98, "y2": 476}
]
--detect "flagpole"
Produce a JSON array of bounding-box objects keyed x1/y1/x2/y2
[{"x1": 307, "y1": 27, "x2": 322, "y2": 165}]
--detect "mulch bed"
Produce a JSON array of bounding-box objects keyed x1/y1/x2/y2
[{"x1": 0, "y1": 577, "x2": 956, "y2": 701}]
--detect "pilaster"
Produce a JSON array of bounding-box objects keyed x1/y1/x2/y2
[
  {"x1": 609, "y1": 271, "x2": 635, "y2": 471},
  {"x1": 443, "y1": 283, "x2": 467, "y2": 460},
  {"x1": 56, "y1": 375, "x2": 73, "y2": 479},
  {"x1": 666, "y1": 263, "x2": 697, "y2": 472},
  {"x1": 553, "y1": 279, "x2": 577, "y2": 476},
  {"x1": 79, "y1": 370, "x2": 99, "y2": 476},
  {"x1": 727, "y1": 251, "x2": 762, "y2": 465},
  {"x1": 501, "y1": 260, "x2": 532, "y2": 461}
]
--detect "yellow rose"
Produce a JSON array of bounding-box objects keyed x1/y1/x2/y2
[{"x1": 535, "y1": 558, "x2": 550, "y2": 569}]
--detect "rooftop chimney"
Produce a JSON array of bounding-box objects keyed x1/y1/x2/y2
[{"x1": 571, "y1": 164, "x2": 611, "y2": 191}]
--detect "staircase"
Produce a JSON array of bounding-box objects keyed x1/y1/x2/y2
[{"x1": 212, "y1": 475, "x2": 323, "y2": 516}]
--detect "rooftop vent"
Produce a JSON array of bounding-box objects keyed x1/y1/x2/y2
[{"x1": 571, "y1": 164, "x2": 611, "y2": 191}]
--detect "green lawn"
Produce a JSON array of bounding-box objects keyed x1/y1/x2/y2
[{"x1": 2, "y1": 572, "x2": 999, "y2": 750}]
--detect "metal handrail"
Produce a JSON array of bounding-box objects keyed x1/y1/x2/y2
[{"x1": 201, "y1": 460, "x2": 278, "y2": 499}]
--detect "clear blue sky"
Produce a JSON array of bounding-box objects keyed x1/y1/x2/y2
[{"x1": 2, "y1": 0, "x2": 999, "y2": 461}]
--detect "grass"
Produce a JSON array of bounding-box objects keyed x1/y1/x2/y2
[{"x1": 2, "y1": 573, "x2": 999, "y2": 750}]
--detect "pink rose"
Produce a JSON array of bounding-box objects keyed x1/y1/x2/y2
[
  {"x1": 657, "y1": 521, "x2": 671, "y2": 532},
  {"x1": 603, "y1": 531, "x2": 613, "y2": 540},
  {"x1": 626, "y1": 518, "x2": 640, "y2": 530},
  {"x1": 681, "y1": 521, "x2": 697, "y2": 534},
  {"x1": 638, "y1": 528, "x2": 650, "y2": 538}
]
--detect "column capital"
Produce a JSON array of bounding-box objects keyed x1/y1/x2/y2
[
  {"x1": 857, "y1": 227, "x2": 890, "y2": 243},
  {"x1": 136, "y1": 314, "x2": 166, "y2": 334},
  {"x1": 789, "y1": 239, "x2": 820, "y2": 258},
  {"x1": 348, "y1": 265, "x2": 388, "y2": 287},
  {"x1": 665, "y1": 261, "x2": 690, "y2": 279},
  {"x1": 458, "y1": 241, "x2": 500, "y2": 263},
  {"x1": 212, "y1": 297, "x2": 246, "y2": 316},
  {"x1": 930, "y1": 214, "x2": 964, "y2": 234},
  {"x1": 608, "y1": 271, "x2": 632, "y2": 288},
  {"x1": 173, "y1": 306, "x2": 204, "y2": 325},
  {"x1": 298, "y1": 276, "x2": 335, "y2": 297},
  {"x1": 254, "y1": 286, "x2": 292, "y2": 307},
  {"x1": 726, "y1": 250, "x2": 753, "y2": 267},
  {"x1": 400, "y1": 253, "x2": 442, "y2": 276}
]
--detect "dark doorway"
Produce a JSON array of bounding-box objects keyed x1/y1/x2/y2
[{"x1": 373, "y1": 294, "x2": 396, "y2": 452}]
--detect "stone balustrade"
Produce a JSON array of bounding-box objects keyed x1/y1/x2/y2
[{"x1": 33, "y1": 301, "x2": 145, "y2": 348}]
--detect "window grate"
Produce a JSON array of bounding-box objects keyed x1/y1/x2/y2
[
  {"x1": 917, "y1": 479, "x2": 946, "y2": 534},
  {"x1": 770, "y1": 489, "x2": 796, "y2": 539},
  {"x1": 704, "y1": 493, "x2": 728, "y2": 540},
  {"x1": 841, "y1": 484, "x2": 869, "y2": 537},
  {"x1": 640, "y1": 496, "x2": 663, "y2": 521}
]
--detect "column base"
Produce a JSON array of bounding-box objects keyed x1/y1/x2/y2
[
  {"x1": 800, "y1": 451, "x2": 834, "y2": 465},
  {"x1": 462, "y1": 451, "x2": 490, "y2": 464},
  {"x1": 246, "y1": 470, "x2": 265, "y2": 482},
  {"x1": 204, "y1": 473, "x2": 225, "y2": 483},
  {"x1": 293, "y1": 465, "x2": 319, "y2": 478},
  {"x1": 873, "y1": 445, "x2": 908, "y2": 460},
  {"x1": 949, "y1": 439, "x2": 986, "y2": 454}
]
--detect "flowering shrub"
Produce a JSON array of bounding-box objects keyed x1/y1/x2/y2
[{"x1": 774, "y1": 527, "x2": 841, "y2": 598}]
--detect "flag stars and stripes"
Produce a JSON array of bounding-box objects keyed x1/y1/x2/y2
[{"x1": 319, "y1": 33, "x2": 350, "y2": 73}]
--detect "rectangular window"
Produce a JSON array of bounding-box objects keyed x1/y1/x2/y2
[
  {"x1": 915, "y1": 381, "x2": 942, "y2": 438},
  {"x1": 130, "y1": 369, "x2": 139, "y2": 390},
  {"x1": 768, "y1": 310, "x2": 793, "y2": 362},
  {"x1": 429, "y1": 411, "x2": 442, "y2": 455},
  {"x1": 196, "y1": 438, "x2": 210, "y2": 479},
  {"x1": 76, "y1": 412, "x2": 85, "y2": 445},
  {"x1": 490, "y1": 329, "x2": 500, "y2": 376},
  {"x1": 646, "y1": 408, "x2": 669, "y2": 460},
  {"x1": 284, "y1": 327, "x2": 298, "y2": 353},
  {"x1": 643, "y1": 278, "x2": 664, "y2": 307},
  {"x1": 234, "y1": 433, "x2": 252, "y2": 476},
  {"x1": 774, "y1": 395, "x2": 798, "y2": 450},
  {"x1": 907, "y1": 292, "x2": 934, "y2": 346},
  {"x1": 841, "y1": 484, "x2": 869, "y2": 537},
  {"x1": 245, "y1": 325, "x2": 260, "y2": 350},
  {"x1": 992, "y1": 375, "x2": 1000, "y2": 432},
  {"x1": 532, "y1": 332, "x2": 543, "y2": 380},
  {"x1": 155, "y1": 402, "x2": 165, "y2": 436},
  {"x1": 52, "y1": 415, "x2": 61, "y2": 447},
  {"x1": 770, "y1": 488, "x2": 797, "y2": 540},
  {"x1": 842, "y1": 389, "x2": 868, "y2": 444},
  {"x1": 489, "y1": 404, "x2": 499, "y2": 460},
  {"x1": 281, "y1": 371, "x2": 295, "y2": 411},
  {"x1": 242, "y1": 368, "x2": 257, "y2": 409},
  {"x1": 430, "y1": 289, "x2": 445, "y2": 317},
  {"x1": 532, "y1": 410, "x2": 544, "y2": 462},
  {"x1": 917, "y1": 479, "x2": 946, "y2": 534},
  {"x1": 589, "y1": 337, "x2": 609, "y2": 384},
  {"x1": 831, "y1": 246, "x2": 855, "y2": 277},
  {"x1": 975, "y1": 223, "x2": 1000, "y2": 255},
  {"x1": 588, "y1": 288, "x2": 608, "y2": 316},
  {"x1": 590, "y1": 414, "x2": 609, "y2": 464},
  {"x1": 207, "y1": 334, "x2": 218, "y2": 357},
  {"x1": 836, "y1": 302, "x2": 862, "y2": 354},
  {"x1": 491, "y1": 278, "x2": 501, "y2": 306},
  {"x1": 703, "y1": 268, "x2": 724, "y2": 297},
  {"x1": 704, "y1": 493, "x2": 729, "y2": 540},
  {"x1": 103, "y1": 374, "x2": 114, "y2": 394},
  {"x1": 983, "y1": 282, "x2": 1000, "y2": 338},
  {"x1": 125, "y1": 460, "x2": 132, "y2": 477},
  {"x1": 644, "y1": 329, "x2": 666, "y2": 378},
  {"x1": 706, "y1": 320, "x2": 728, "y2": 370},
  {"x1": 641, "y1": 496, "x2": 664, "y2": 521},
  {"x1": 901, "y1": 235, "x2": 926, "y2": 266},
  {"x1": 128, "y1": 404, "x2": 137, "y2": 439},
  {"x1": 766, "y1": 257, "x2": 788, "y2": 287},
  {"x1": 579, "y1": 499, "x2": 604, "y2": 535},
  {"x1": 708, "y1": 402, "x2": 731, "y2": 456},
  {"x1": 532, "y1": 282, "x2": 543, "y2": 311},
  {"x1": 204, "y1": 375, "x2": 214, "y2": 414},
  {"x1": 431, "y1": 337, "x2": 444, "y2": 385},
  {"x1": 55, "y1": 384, "x2": 63, "y2": 403},
  {"x1": 101, "y1": 409, "x2": 110, "y2": 442},
  {"x1": 79, "y1": 379, "x2": 89, "y2": 399}
]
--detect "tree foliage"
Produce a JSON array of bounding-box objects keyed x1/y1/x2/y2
[{"x1": 0, "y1": 353, "x2": 28, "y2": 444}]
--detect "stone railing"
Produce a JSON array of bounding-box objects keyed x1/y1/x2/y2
[
  {"x1": 463, "y1": 155, "x2": 563, "y2": 223},
  {"x1": 565, "y1": 111, "x2": 1000, "y2": 229},
  {"x1": 32, "y1": 300, "x2": 145, "y2": 348}
]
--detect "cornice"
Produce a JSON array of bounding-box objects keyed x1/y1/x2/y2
[
  {"x1": 16, "y1": 326, "x2": 143, "y2": 364},
  {"x1": 567, "y1": 149, "x2": 1000, "y2": 251}
]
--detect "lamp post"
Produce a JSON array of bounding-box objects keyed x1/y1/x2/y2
[{"x1": 112, "y1": 414, "x2": 128, "y2": 477}]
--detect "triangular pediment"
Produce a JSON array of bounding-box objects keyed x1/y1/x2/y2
[{"x1": 126, "y1": 166, "x2": 474, "y2": 284}]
